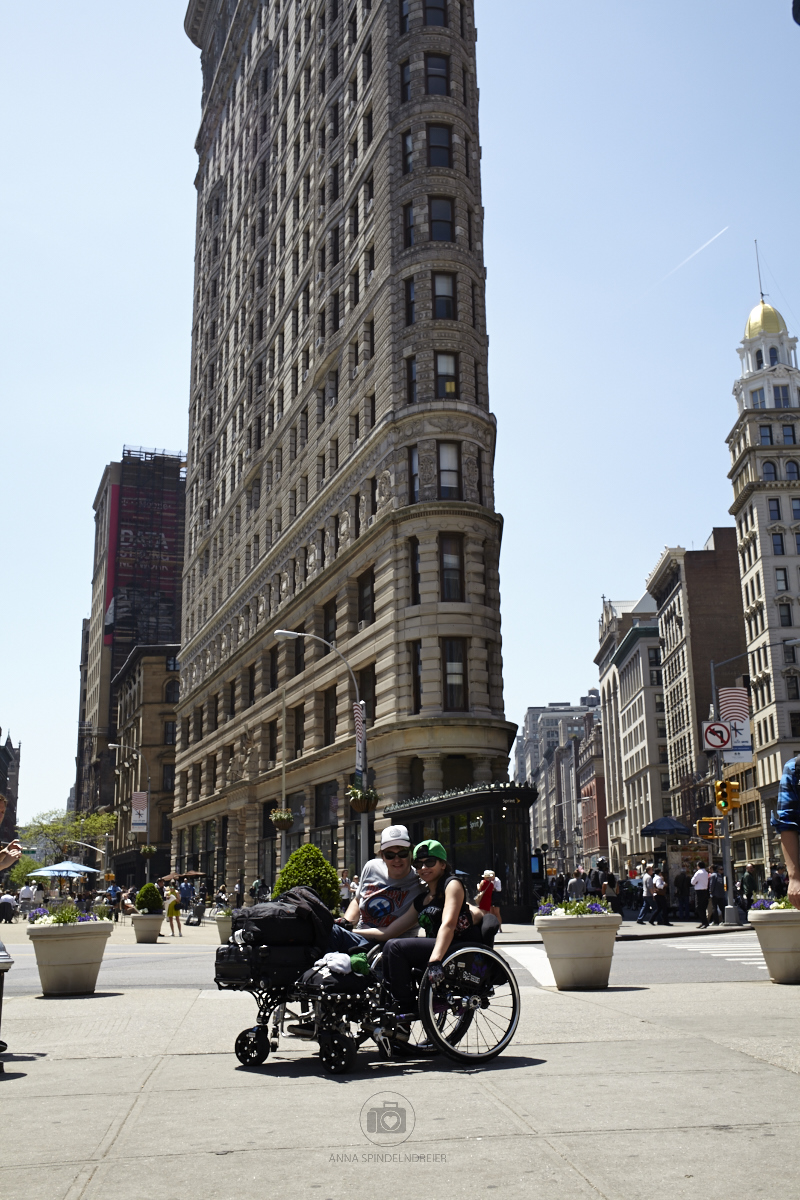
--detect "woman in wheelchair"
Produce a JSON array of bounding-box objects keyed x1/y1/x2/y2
[{"x1": 358, "y1": 839, "x2": 496, "y2": 1016}]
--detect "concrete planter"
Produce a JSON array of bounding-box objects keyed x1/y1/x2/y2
[
  {"x1": 216, "y1": 916, "x2": 232, "y2": 943},
  {"x1": 27, "y1": 922, "x2": 113, "y2": 996},
  {"x1": 534, "y1": 913, "x2": 623, "y2": 989},
  {"x1": 749, "y1": 908, "x2": 800, "y2": 983},
  {"x1": 131, "y1": 914, "x2": 164, "y2": 944}
]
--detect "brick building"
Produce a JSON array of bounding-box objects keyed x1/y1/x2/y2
[
  {"x1": 75, "y1": 448, "x2": 185, "y2": 815},
  {"x1": 646, "y1": 529, "x2": 747, "y2": 825},
  {"x1": 175, "y1": 0, "x2": 514, "y2": 893},
  {"x1": 577, "y1": 711, "x2": 607, "y2": 865},
  {"x1": 111, "y1": 645, "x2": 181, "y2": 886}
]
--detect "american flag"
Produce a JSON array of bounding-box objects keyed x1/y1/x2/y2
[
  {"x1": 353, "y1": 702, "x2": 364, "y2": 742},
  {"x1": 718, "y1": 687, "x2": 750, "y2": 722}
]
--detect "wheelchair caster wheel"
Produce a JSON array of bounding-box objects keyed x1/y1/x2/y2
[
  {"x1": 270, "y1": 1040, "x2": 278, "y2": 1052},
  {"x1": 235, "y1": 1026, "x2": 269, "y2": 1066},
  {"x1": 319, "y1": 1032, "x2": 356, "y2": 1075}
]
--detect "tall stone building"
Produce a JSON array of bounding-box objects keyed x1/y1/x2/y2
[
  {"x1": 76, "y1": 448, "x2": 185, "y2": 813},
  {"x1": 727, "y1": 300, "x2": 800, "y2": 847},
  {"x1": 176, "y1": 0, "x2": 513, "y2": 891},
  {"x1": 0, "y1": 729, "x2": 21, "y2": 847}
]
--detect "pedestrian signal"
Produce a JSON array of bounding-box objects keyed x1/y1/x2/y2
[
  {"x1": 727, "y1": 780, "x2": 741, "y2": 808},
  {"x1": 714, "y1": 780, "x2": 731, "y2": 812},
  {"x1": 695, "y1": 818, "x2": 718, "y2": 840}
]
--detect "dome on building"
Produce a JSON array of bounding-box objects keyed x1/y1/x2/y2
[{"x1": 745, "y1": 301, "x2": 788, "y2": 338}]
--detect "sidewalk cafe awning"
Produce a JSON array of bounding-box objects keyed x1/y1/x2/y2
[
  {"x1": 27, "y1": 861, "x2": 102, "y2": 877},
  {"x1": 640, "y1": 816, "x2": 693, "y2": 838}
]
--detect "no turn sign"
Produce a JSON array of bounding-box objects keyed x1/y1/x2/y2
[{"x1": 702, "y1": 721, "x2": 732, "y2": 751}]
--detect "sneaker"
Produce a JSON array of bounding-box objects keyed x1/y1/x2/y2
[
  {"x1": 287, "y1": 1020, "x2": 316, "y2": 1039},
  {"x1": 636, "y1": 919, "x2": 645, "y2": 925}
]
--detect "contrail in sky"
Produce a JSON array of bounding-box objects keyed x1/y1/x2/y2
[{"x1": 653, "y1": 225, "x2": 730, "y2": 288}]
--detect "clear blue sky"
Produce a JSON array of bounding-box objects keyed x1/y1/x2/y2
[{"x1": 3, "y1": 1, "x2": 799, "y2": 822}]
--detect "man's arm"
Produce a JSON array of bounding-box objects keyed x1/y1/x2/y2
[
  {"x1": 781, "y1": 831, "x2": 800, "y2": 910},
  {"x1": 0, "y1": 839, "x2": 22, "y2": 872}
]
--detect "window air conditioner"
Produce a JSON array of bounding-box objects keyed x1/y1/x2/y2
[
  {"x1": 358, "y1": 620, "x2": 366, "y2": 633},
  {"x1": 367, "y1": 514, "x2": 375, "y2": 526},
  {"x1": 367, "y1": 198, "x2": 374, "y2": 214},
  {"x1": 267, "y1": 760, "x2": 276, "y2": 771},
  {"x1": 315, "y1": 336, "x2": 325, "y2": 348}
]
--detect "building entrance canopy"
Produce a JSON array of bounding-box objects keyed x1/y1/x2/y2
[{"x1": 385, "y1": 783, "x2": 537, "y2": 922}]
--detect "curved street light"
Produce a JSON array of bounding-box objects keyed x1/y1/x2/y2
[
  {"x1": 109, "y1": 744, "x2": 153, "y2": 883},
  {"x1": 273, "y1": 629, "x2": 370, "y2": 871}
]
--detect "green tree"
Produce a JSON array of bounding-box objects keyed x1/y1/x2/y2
[
  {"x1": 7, "y1": 855, "x2": 44, "y2": 889},
  {"x1": 273, "y1": 843, "x2": 340, "y2": 910},
  {"x1": 19, "y1": 809, "x2": 116, "y2": 863}
]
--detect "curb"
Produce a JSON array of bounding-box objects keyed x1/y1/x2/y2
[{"x1": 498, "y1": 924, "x2": 753, "y2": 947}]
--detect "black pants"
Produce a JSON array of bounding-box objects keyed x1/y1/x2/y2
[
  {"x1": 709, "y1": 893, "x2": 725, "y2": 924},
  {"x1": 383, "y1": 934, "x2": 483, "y2": 1010},
  {"x1": 695, "y1": 890, "x2": 709, "y2": 925}
]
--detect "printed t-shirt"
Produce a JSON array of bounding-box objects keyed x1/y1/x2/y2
[{"x1": 355, "y1": 859, "x2": 423, "y2": 930}]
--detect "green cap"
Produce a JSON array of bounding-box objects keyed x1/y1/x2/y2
[{"x1": 413, "y1": 839, "x2": 448, "y2": 863}]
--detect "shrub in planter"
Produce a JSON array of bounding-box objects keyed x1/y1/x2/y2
[
  {"x1": 534, "y1": 894, "x2": 622, "y2": 990},
  {"x1": 135, "y1": 883, "x2": 164, "y2": 914},
  {"x1": 272, "y1": 843, "x2": 340, "y2": 910}
]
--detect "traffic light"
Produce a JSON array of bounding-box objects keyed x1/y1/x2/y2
[
  {"x1": 727, "y1": 780, "x2": 741, "y2": 808},
  {"x1": 714, "y1": 780, "x2": 731, "y2": 813},
  {"x1": 695, "y1": 818, "x2": 719, "y2": 840}
]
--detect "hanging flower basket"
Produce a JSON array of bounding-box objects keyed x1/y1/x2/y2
[
  {"x1": 271, "y1": 809, "x2": 295, "y2": 831},
  {"x1": 140, "y1": 845, "x2": 158, "y2": 857},
  {"x1": 346, "y1": 785, "x2": 380, "y2": 813}
]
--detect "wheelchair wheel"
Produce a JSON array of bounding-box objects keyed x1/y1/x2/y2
[
  {"x1": 319, "y1": 1031, "x2": 357, "y2": 1074},
  {"x1": 418, "y1": 946, "x2": 520, "y2": 1064},
  {"x1": 235, "y1": 1026, "x2": 270, "y2": 1066}
]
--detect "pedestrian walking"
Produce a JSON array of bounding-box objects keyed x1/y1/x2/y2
[
  {"x1": 179, "y1": 878, "x2": 193, "y2": 911},
  {"x1": 602, "y1": 869, "x2": 621, "y2": 915},
  {"x1": 740, "y1": 862, "x2": 758, "y2": 912},
  {"x1": 17, "y1": 882, "x2": 33, "y2": 918},
  {"x1": 477, "y1": 870, "x2": 495, "y2": 913},
  {"x1": 491, "y1": 873, "x2": 503, "y2": 929},
  {"x1": 106, "y1": 880, "x2": 122, "y2": 923},
  {"x1": 769, "y1": 863, "x2": 786, "y2": 899},
  {"x1": 0, "y1": 891, "x2": 16, "y2": 923},
  {"x1": 567, "y1": 869, "x2": 586, "y2": 900},
  {"x1": 553, "y1": 873, "x2": 566, "y2": 904},
  {"x1": 673, "y1": 868, "x2": 691, "y2": 920},
  {"x1": 636, "y1": 865, "x2": 657, "y2": 924},
  {"x1": 708, "y1": 865, "x2": 726, "y2": 924},
  {"x1": 339, "y1": 871, "x2": 352, "y2": 909},
  {"x1": 691, "y1": 861, "x2": 710, "y2": 927},
  {"x1": 165, "y1": 885, "x2": 182, "y2": 936},
  {"x1": 653, "y1": 868, "x2": 672, "y2": 926}
]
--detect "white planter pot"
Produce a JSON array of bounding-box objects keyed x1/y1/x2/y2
[
  {"x1": 534, "y1": 913, "x2": 623, "y2": 989},
  {"x1": 27, "y1": 922, "x2": 113, "y2": 996},
  {"x1": 131, "y1": 914, "x2": 164, "y2": 944},
  {"x1": 216, "y1": 916, "x2": 233, "y2": 943},
  {"x1": 749, "y1": 908, "x2": 800, "y2": 983}
]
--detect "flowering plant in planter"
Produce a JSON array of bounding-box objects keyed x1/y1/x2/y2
[
  {"x1": 751, "y1": 896, "x2": 794, "y2": 911},
  {"x1": 140, "y1": 845, "x2": 158, "y2": 857},
  {"x1": 270, "y1": 809, "x2": 295, "y2": 831},
  {"x1": 536, "y1": 895, "x2": 611, "y2": 917},
  {"x1": 31, "y1": 906, "x2": 111, "y2": 927},
  {"x1": 28, "y1": 907, "x2": 50, "y2": 923},
  {"x1": 346, "y1": 785, "x2": 380, "y2": 813}
]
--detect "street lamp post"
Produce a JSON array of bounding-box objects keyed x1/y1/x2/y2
[
  {"x1": 274, "y1": 629, "x2": 370, "y2": 871},
  {"x1": 109, "y1": 744, "x2": 152, "y2": 883},
  {"x1": 708, "y1": 639, "x2": 800, "y2": 924}
]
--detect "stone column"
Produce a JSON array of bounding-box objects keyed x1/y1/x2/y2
[
  {"x1": 472, "y1": 757, "x2": 493, "y2": 785},
  {"x1": 244, "y1": 802, "x2": 260, "y2": 896},
  {"x1": 422, "y1": 755, "x2": 443, "y2": 795}
]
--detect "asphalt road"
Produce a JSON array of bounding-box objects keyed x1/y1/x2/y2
[{"x1": 4, "y1": 930, "x2": 769, "y2": 996}]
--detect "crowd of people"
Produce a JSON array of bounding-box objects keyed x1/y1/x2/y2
[{"x1": 543, "y1": 858, "x2": 790, "y2": 925}]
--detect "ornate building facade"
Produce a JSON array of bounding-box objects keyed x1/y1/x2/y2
[
  {"x1": 175, "y1": 0, "x2": 514, "y2": 891},
  {"x1": 727, "y1": 300, "x2": 800, "y2": 855}
]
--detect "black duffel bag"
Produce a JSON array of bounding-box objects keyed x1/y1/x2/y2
[
  {"x1": 231, "y1": 885, "x2": 334, "y2": 949},
  {"x1": 214, "y1": 943, "x2": 253, "y2": 987},
  {"x1": 299, "y1": 964, "x2": 371, "y2": 995},
  {"x1": 254, "y1": 944, "x2": 318, "y2": 987}
]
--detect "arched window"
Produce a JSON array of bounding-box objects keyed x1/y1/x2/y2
[
  {"x1": 763, "y1": 461, "x2": 777, "y2": 481},
  {"x1": 770, "y1": 346, "x2": 779, "y2": 366},
  {"x1": 787, "y1": 461, "x2": 800, "y2": 481},
  {"x1": 165, "y1": 679, "x2": 180, "y2": 704},
  {"x1": 756, "y1": 349, "x2": 764, "y2": 369}
]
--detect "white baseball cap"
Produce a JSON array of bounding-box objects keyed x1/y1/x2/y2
[{"x1": 381, "y1": 825, "x2": 411, "y2": 849}]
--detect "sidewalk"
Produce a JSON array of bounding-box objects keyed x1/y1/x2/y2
[{"x1": 1, "y1": 969, "x2": 796, "y2": 1200}]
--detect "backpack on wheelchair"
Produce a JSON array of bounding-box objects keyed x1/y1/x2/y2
[{"x1": 214, "y1": 888, "x2": 520, "y2": 1074}]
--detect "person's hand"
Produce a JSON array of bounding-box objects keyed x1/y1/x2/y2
[
  {"x1": 788, "y1": 875, "x2": 800, "y2": 911},
  {"x1": 0, "y1": 838, "x2": 22, "y2": 871},
  {"x1": 426, "y1": 961, "x2": 444, "y2": 986},
  {"x1": 334, "y1": 917, "x2": 353, "y2": 929}
]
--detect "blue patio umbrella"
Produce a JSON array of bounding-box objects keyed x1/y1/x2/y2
[
  {"x1": 26, "y1": 860, "x2": 101, "y2": 877},
  {"x1": 639, "y1": 816, "x2": 692, "y2": 838}
]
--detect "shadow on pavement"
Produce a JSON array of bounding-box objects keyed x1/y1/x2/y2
[{"x1": 34, "y1": 992, "x2": 125, "y2": 1001}]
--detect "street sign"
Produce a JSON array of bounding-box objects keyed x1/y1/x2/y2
[
  {"x1": 702, "y1": 721, "x2": 731, "y2": 752},
  {"x1": 131, "y1": 792, "x2": 148, "y2": 833},
  {"x1": 723, "y1": 715, "x2": 753, "y2": 764}
]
